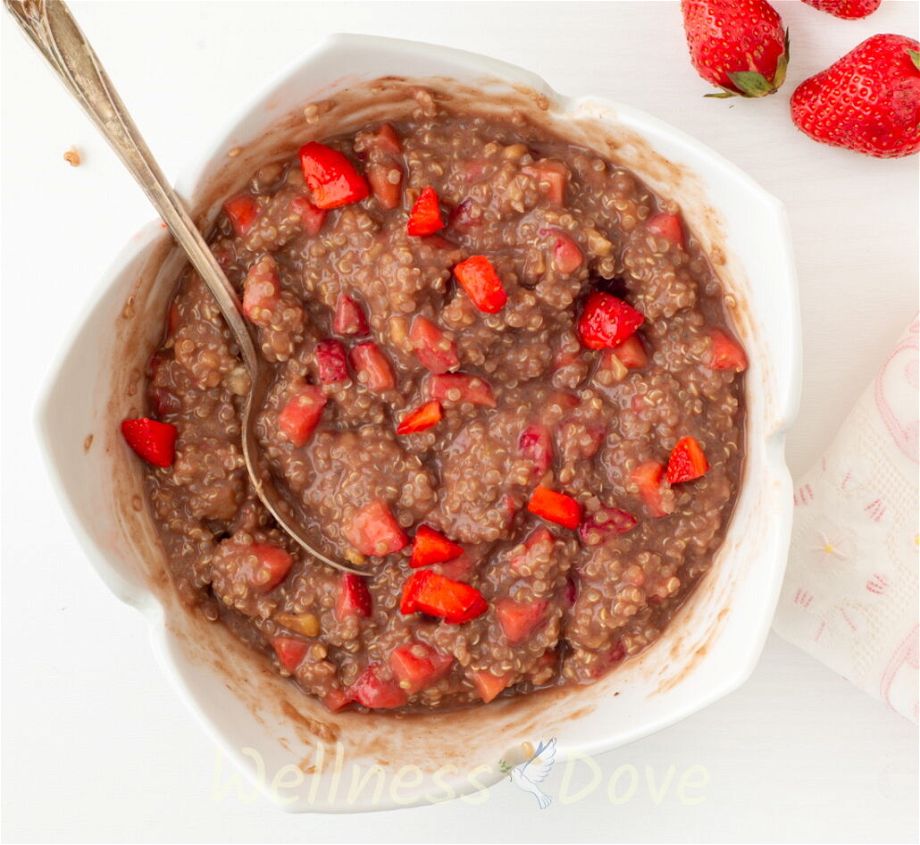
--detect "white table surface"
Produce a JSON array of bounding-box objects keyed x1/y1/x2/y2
[{"x1": 2, "y1": 1, "x2": 918, "y2": 842}]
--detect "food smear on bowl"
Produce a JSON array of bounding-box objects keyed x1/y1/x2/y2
[{"x1": 136, "y1": 101, "x2": 747, "y2": 713}]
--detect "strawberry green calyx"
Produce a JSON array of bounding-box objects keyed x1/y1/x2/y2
[
  {"x1": 910, "y1": 49, "x2": 920, "y2": 72},
  {"x1": 708, "y1": 29, "x2": 790, "y2": 98}
]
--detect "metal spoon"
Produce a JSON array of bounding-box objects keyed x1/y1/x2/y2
[{"x1": 7, "y1": 0, "x2": 361, "y2": 574}]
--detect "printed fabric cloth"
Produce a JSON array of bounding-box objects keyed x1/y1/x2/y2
[{"x1": 773, "y1": 315, "x2": 919, "y2": 722}]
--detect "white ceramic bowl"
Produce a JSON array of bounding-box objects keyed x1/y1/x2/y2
[{"x1": 38, "y1": 34, "x2": 801, "y2": 812}]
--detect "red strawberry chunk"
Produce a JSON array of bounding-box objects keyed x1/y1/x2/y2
[
  {"x1": 410, "y1": 316, "x2": 459, "y2": 374},
  {"x1": 632, "y1": 461, "x2": 668, "y2": 518},
  {"x1": 453, "y1": 255, "x2": 508, "y2": 313},
  {"x1": 272, "y1": 637, "x2": 308, "y2": 672},
  {"x1": 428, "y1": 373, "x2": 496, "y2": 407},
  {"x1": 518, "y1": 424, "x2": 554, "y2": 476},
  {"x1": 349, "y1": 664, "x2": 407, "y2": 709},
  {"x1": 345, "y1": 500, "x2": 408, "y2": 556},
  {"x1": 370, "y1": 123, "x2": 402, "y2": 157},
  {"x1": 523, "y1": 159, "x2": 569, "y2": 205},
  {"x1": 332, "y1": 293, "x2": 370, "y2": 337},
  {"x1": 527, "y1": 485, "x2": 582, "y2": 530},
  {"x1": 241, "y1": 255, "x2": 281, "y2": 326},
  {"x1": 552, "y1": 232, "x2": 584, "y2": 274},
  {"x1": 400, "y1": 570, "x2": 488, "y2": 624},
  {"x1": 389, "y1": 643, "x2": 454, "y2": 694},
  {"x1": 496, "y1": 598, "x2": 548, "y2": 644},
  {"x1": 709, "y1": 328, "x2": 748, "y2": 372},
  {"x1": 434, "y1": 548, "x2": 477, "y2": 581},
  {"x1": 350, "y1": 342, "x2": 395, "y2": 392},
  {"x1": 335, "y1": 572, "x2": 372, "y2": 620},
  {"x1": 646, "y1": 212, "x2": 685, "y2": 248},
  {"x1": 223, "y1": 194, "x2": 259, "y2": 236},
  {"x1": 314, "y1": 339, "x2": 349, "y2": 384},
  {"x1": 614, "y1": 335, "x2": 649, "y2": 369},
  {"x1": 367, "y1": 164, "x2": 402, "y2": 210},
  {"x1": 577, "y1": 292, "x2": 645, "y2": 350},
  {"x1": 448, "y1": 198, "x2": 482, "y2": 232},
  {"x1": 290, "y1": 195, "x2": 327, "y2": 236},
  {"x1": 240, "y1": 543, "x2": 294, "y2": 592},
  {"x1": 278, "y1": 385, "x2": 327, "y2": 447},
  {"x1": 299, "y1": 142, "x2": 369, "y2": 209},
  {"x1": 578, "y1": 506, "x2": 638, "y2": 545},
  {"x1": 471, "y1": 669, "x2": 512, "y2": 703},
  {"x1": 407, "y1": 186, "x2": 446, "y2": 236},
  {"x1": 396, "y1": 401, "x2": 443, "y2": 436},
  {"x1": 121, "y1": 417, "x2": 177, "y2": 468},
  {"x1": 667, "y1": 436, "x2": 710, "y2": 484},
  {"x1": 322, "y1": 688, "x2": 352, "y2": 713},
  {"x1": 410, "y1": 524, "x2": 463, "y2": 568}
]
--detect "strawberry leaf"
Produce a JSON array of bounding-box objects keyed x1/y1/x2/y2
[
  {"x1": 704, "y1": 89, "x2": 736, "y2": 99},
  {"x1": 773, "y1": 29, "x2": 790, "y2": 90},
  {"x1": 727, "y1": 71, "x2": 775, "y2": 98},
  {"x1": 909, "y1": 49, "x2": 920, "y2": 72}
]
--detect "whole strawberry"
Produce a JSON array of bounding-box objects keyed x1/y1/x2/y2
[
  {"x1": 791, "y1": 34, "x2": 920, "y2": 158},
  {"x1": 800, "y1": 0, "x2": 881, "y2": 20},
  {"x1": 681, "y1": 0, "x2": 789, "y2": 97}
]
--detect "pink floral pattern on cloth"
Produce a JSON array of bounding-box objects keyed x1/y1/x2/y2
[{"x1": 774, "y1": 315, "x2": 919, "y2": 722}]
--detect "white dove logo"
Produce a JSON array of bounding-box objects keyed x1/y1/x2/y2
[{"x1": 500, "y1": 738, "x2": 557, "y2": 809}]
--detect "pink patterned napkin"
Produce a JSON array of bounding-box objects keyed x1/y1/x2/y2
[{"x1": 773, "y1": 316, "x2": 919, "y2": 722}]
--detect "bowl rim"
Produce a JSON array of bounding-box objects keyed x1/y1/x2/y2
[{"x1": 35, "y1": 32, "x2": 801, "y2": 813}]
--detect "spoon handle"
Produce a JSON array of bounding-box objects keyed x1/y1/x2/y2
[{"x1": 5, "y1": 0, "x2": 258, "y2": 370}]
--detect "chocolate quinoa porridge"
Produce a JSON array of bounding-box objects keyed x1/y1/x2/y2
[{"x1": 125, "y1": 96, "x2": 748, "y2": 713}]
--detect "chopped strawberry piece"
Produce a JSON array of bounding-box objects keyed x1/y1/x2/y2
[
  {"x1": 322, "y1": 687, "x2": 352, "y2": 713},
  {"x1": 299, "y1": 142, "x2": 370, "y2": 209},
  {"x1": 434, "y1": 548, "x2": 477, "y2": 581},
  {"x1": 553, "y1": 232, "x2": 584, "y2": 275},
  {"x1": 370, "y1": 123, "x2": 402, "y2": 157},
  {"x1": 709, "y1": 328, "x2": 748, "y2": 372},
  {"x1": 527, "y1": 485, "x2": 582, "y2": 530},
  {"x1": 614, "y1": 335, "x2": 648, "y2": 369},
  {"x1": 518, "y1": 424, "x2": 554, "y2": 476},
  {"x1": 578, "y1": 506, "x2": 638, "y2": 545},
  {"x1": 409, "y1": 315, "x2": 459, "y2": 373},
  {"x1": 577, "y1": 292, "x2": 645, "y2": 350},
  {"x1": 407, "y1": 186, "x2": 446, "y2": 236},
  {"x1": 471, "y1": 669, "x2": 512, "y2": 703},
  {"x1": 667, "y1": 436, "x2": 710, "y2": 484},
  {"x1": 121, "y1": 417, "x2": 177, "y2": 467},
  {"x1": 223, "y1": 194, "x2": 259, "y2": 236},
  {"x1": 335, "y1": 572, "x2": 372, "y2": 620},
  {"x1": 400, "y1": 570, "x2": 488, "y2": 624},
  {"x1": 272, "y1": 637, "x2": 308, "y2": 672},
  {"x1": 241, "y1": 255, "x2": 281, "y2": 326},
  {"x1": 278, "y1": 385, "x2": 327, "y2": 447},
  {"x1": 396, "y1": 401, "x2": 443, "y2": 436},
  {"x1": 428, "y1": 372, "x2": 496, "y2": 407},
  {"x1": 410, "y1": 524, "x2": 463, "y2": 568},
  {"x1": 496, "y1": 598, "x2": 548, "y2": 643},
  {"x1": 389, "y1": 643, "x2": 454, "y2": 694},
  {"x1": 240, "y1": 543, "x2": 294, "y2": 592},
  {"x1": 367, "y1": 164, "x2": 402, "y2": 210},
  {"x1": 453, "y1": 255, "x2": 508, "y2": 313},
  {"x1": 349, "y1": 664, "x2": 407, "y2": 709},
  {"x1": 290, "y1": 195, "x2": 327, "y2": 236},
  {"x1": 332, "y1": 293, "x2": 370, "y2": 337},
  {"x1": 345, "y1": 500, "x2": 408, "y2": 556},
  {"x1": 448, "y1": 198, "x2": 482, "y2": 232},
  {"x1": 523, "y1": 159, "x2": 569, "y2": 205},
  {"x1": 350, "y1": 342, "x2": 395, "y2": 392},
  {"x1": 646, "y1": 212, "x2": 685, "y2": 248},
  {"x1": 314, "y1": 339, "x2": 349, "y2": 384},
  {"x1": 632, "y1": 461, "x2": 668, "y2": 518}
]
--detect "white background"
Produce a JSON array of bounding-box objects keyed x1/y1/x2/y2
[{"x1": 2, "y1": 1, "x2": 918, "y2": 842}]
